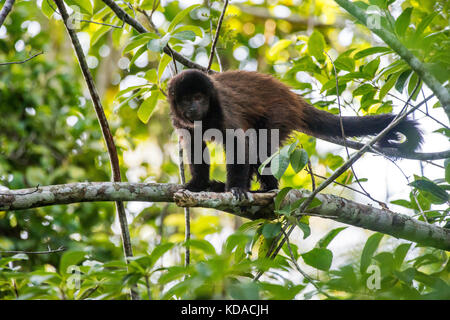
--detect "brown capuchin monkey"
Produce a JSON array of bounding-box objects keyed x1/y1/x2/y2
[{"x1": 167, "y1": 69, "x2": 422, "y2": 197}]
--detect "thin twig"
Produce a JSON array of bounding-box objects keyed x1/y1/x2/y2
[
  {"x1": 178, "y1": 138, "x2": 190, "y2": 267},
  {"x1": 207, "y1": 0, "x2": 228, "y2": 72},
  {"x1": 102, "y1": 0, "x2": 209, "y2": 72},
  {"x1": 305, "y1": 169, "x2": 382, "y2": 199},
  {"x1": 80, "y1": 19, "x2": 124, "y2": 28},
  {"x1": 0, "y1": 246, "x2": 65, "y2": 255},
  {"x1": 306, "y1": 158, "x2": 316, "y2": 191},
  {"x1": 207, "y1": 1, "x2": 222, "y2": 72},
  {"x1": 369, "y1": 147, "x2": 429, "y2": 223},
  {"x1": 0, "y1": 184, "x2": 39, "y2": 195},
  {"x1": 387, "y1": 92, "x2": 449, "y2": 130},
  {"x1": 0, "y1": 51, "x2": 43, "y2": 66},
  {"x1": 45, "y1": 0, "x2": 123, "y2": 29},
  {"x1": 144, "y1": 275, "x2": 151, "y2": 300},
  {"x1": 324, "y1": 50, "x2": 387, "y2": 209},
  {"x1": 53, "y1": 0, "x2": 137, "y2": 300},
  {"x1": 136, "y1": 7, "x2": 178, "y2": 75}
]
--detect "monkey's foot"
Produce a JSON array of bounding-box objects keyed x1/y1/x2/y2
[
  {"x1": 208, "y1": 180, "x2": 225, "y2": 192},
  {"x1": 228, "y1": 187, "x2": 249, "y2": 201}
]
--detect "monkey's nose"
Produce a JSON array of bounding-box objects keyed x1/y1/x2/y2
[{"x1": 184, "y1": 111, "x2": 194, "y2": 120}]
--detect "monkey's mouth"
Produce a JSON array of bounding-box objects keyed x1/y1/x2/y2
[{"x1": 184, "y1": 112, "x2": 202, "y2": 122}]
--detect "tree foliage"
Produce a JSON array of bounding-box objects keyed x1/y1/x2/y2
[{"x1": 0, "y1": 0, "x2": 448, "y2": 300}]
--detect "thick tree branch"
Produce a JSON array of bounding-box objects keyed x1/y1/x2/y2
[
  {"x1": 0, "y1": 0, "x2": 14, "y2": 27},
  {"x1": 101, "y1": 0, "x2": 209, "y2": 72},
  {"x1": 1, "y1": 182, "x2": 449, "y2": 251},
  {"x1": 334, "y1": 0, "x2": 450, "y2": 121}
]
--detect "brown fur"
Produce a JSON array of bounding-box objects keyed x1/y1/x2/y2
[{"x1": 167, "y1": 69, "x2": 422, "y2": 193}]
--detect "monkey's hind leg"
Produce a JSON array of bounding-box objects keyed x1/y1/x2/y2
[{"x1": 254, "y1": 164, "x2": 278, "y2": 192}]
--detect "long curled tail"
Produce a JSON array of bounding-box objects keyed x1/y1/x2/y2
[{"x1": 301, "y1": 105, "x2": 423, "y2": 153}]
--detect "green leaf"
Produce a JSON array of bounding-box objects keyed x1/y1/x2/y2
[
  {"x1": 268, "y1": 39, "x2": 292, "y2": 59},
  {"x1": 393, "y1": 243, "x2": 411, "y2": 269},
  {"x1": 186, "y1": 239, "x2": 216, "y2": 255},
  {"x1": 158, "y1": 266, "x2": 187, "y2": 284},
  {"x1": 274, "y1": 187, "x2": 292, "y2": 211},
  {"x1": 302, "y1": 248, "x2": 333, "y2": 271},
  {"x1": 307, "y1": 197, "x2": 322, "y2": 209},
  {"x1": 116, "y1": 85, "x2": 145, "y2": 99},
  {"x1": 145, "y1": 69, "x2": 158, "y2": 83},
  {"x1": 149, "y1": 243, "x2": 174, "y2": 265},
  {"x1": 296, "y1": 220, "x2": 311, "y2": 239},
  {"x1": 354, "y1": 47, "x2": 391, "y2": 60},
  {"x1": 445, "y1": 159, "x2": 450, "y2": 184},
  {"x1": 91, "y1": 25, "x2": 111, "y2": 46},
  {"x1": 362, "y1": 58, "x2": 380, "y2": 78},
  {"x1": 379, "y1": 71, "x2": 401, "y2": 100},
  {"x1": 258, "y1": 152, "x2": 278, "y2": 175},
  {"x1": 308, "y1": 31, "x2": 326, "y2": 63},
  {"x1": 60, "y1": 251, "x2": 86, "y2": 274},
  {"x1": 409, "y1": 179, "x2": 449, "y2": 204},
  {"x1": 148, "y1": 34, "x2": 170, "y2": 52},
  {"x1": 395, "y1": 7, "x2": 413, "y2": 37},
  {"x1": 287, "y1": 56, "x2": 321, "y2": 74},
  {"x1": 334, "y1": 56, "x2": 355, "y2": 72},
  {"x1": 168, "y1": 4, "x2": 201, "y2": 32},
  {"x1": 407, "y1": 72, "x2": 419, "y2": 97},
  {"x1": 41, "y1": 0, "x2": 54, "y2": 18},
  {"x1": 230, "y1": 282, "x2": 260, "y2": 300},
  {"x1": 124, "y1": 34, "x2": 158, "y2": 53},
  {"x1": 325, "y1": 154, "x2": 344, "y2": 170},
  {"x1": 394, "y1": 268, "x2": 415, "y2": 286},
  {"x1": 65, "y1": 0, "x2": 93, "y2": 16},
  {"x1": 360, "y1": 233, "x2": 383, "y2": 274},
  {"x1": 171, "y1": 30, "x2": 196, "y2": 41},
  {"x1": 172, "y1": 25, "x2": 204, "y2": 37},
  {"x1": 224, "y1": 233, "x2": 252, "y2": 253},
  {"x1": 290, "y1": 149, "x2": 308, "y2": 173},
  {"x1": 395, "y1": 70, "x2": 412, "y2": 93},
  {"x1": 262, "y1": 222, "x2": 282, "y2": 240},
  {"x1": 321, "y1": 77, "x2": 348, "y2": 93},
  {"x1": 271, "y1": 145, "x2": 290, "y2": 180},
  {"x1": 353, "y1": 84, "x2": 375, "y2": 97},
  {"x1": 415, "y1": 12, "x2": 437, "y2": 38},
  {"x1": 130, "y1": 45, "x2": 148, "y2": 68},
  {"x1": 369, "y1": 0, "x2": 386, "y2": 7},
  {"x1": 318, "y1": 227, "x2": 347, "y2": 249},
  {"x1": 137, "y1": 91, "x2": 159, "y2": 124},
  {"x1": 158, "y1": 54, "x2": 172, "y2": 82},
  {"x1": 390, "y1": 199, "x2": 413, "y2": 209}
]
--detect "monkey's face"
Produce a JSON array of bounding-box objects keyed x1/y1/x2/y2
[{"x1": 177, "y1": 92, "x2": 210, "y2": 122}]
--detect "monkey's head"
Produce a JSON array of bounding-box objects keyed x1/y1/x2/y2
[{"x1": 167, "y1": 70, "x2": 217, "y2": 123}]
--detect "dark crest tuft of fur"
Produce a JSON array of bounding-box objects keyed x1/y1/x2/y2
[{"x1": 168, "y1": 70, "x2": 214, "y2": 102}]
